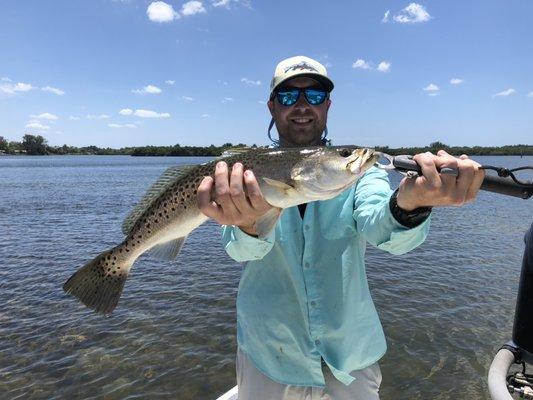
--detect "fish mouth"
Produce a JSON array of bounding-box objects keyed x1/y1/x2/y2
[{"x1": 346, "y1": 148, "x2": 378, "y2": 174}]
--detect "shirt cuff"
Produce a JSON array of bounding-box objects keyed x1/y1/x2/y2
[
  {"x1": 233, "y1": 226, "x2": 276, "y2": 256},
  {"x1": 375, "y1": 203, "x2": 431, "y2": 255}
]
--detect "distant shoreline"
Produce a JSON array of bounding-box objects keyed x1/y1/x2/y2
[
  {"x1": 1, "y1": 135, "x2": 532, "y2": 156},
  {"x1": 1, "y1": 152, "x2": 532, "y2": 157}
]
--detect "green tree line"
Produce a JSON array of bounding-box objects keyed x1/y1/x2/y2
[{"x1": 0, "y1": 135, "x2": 531, "y2": 156}]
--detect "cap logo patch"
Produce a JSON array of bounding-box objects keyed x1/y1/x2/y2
[{"x1": 284, "y1": 61, "x2": 318, "y2": 73}]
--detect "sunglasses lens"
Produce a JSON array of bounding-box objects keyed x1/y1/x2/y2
[
  {"x1": 304, "y1": 89, "x2": 327, "y2": 105},
  {"x1": 276, "y1": 90, "x2": 299, "y2": 106}
]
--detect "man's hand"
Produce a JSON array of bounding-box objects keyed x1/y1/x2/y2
[
  {"x1": 197, "y1": 161, "x2": 274, "y2": 236},
  {"x1": 396, "y1": 150, "x2": 485, "y2": 211}
]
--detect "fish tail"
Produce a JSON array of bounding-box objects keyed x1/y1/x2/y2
[{"x1": 63, "y1": 246, "x2": 133, "y2": 314}]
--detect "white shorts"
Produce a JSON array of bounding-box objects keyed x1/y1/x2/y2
[{"x1": 236, "y1": 348, "x2": 382, "y2": 400}]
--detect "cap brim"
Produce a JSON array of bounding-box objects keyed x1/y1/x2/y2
[{"x1": 271, "y1": 73, "x2": 334, "y2": 95}]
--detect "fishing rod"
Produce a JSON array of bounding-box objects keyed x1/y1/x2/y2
[
  {"x1": 488, "y1": 222, "x2": 533, "y2": 399},
  {"x1": 326, "y1": 146, "x2": 532, "y2": 199},
  {"x1": 371, "y1": 152, "x2": 533, "y2": 200}
]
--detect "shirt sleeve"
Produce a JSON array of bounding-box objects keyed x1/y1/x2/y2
[
  {"x1": 221, "y1": 225, "x2": 276, "y2": 262},
  {"x1": 352, "y1": 166, "x2": 430, "y2": 255}
]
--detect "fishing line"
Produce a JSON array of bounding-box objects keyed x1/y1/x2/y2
[{"x1": 480, "y1": 164, "x2": 533, "y2": 188}]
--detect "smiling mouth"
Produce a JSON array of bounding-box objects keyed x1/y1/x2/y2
[{"x1": 291, "y1": 117, "x2": 313, "y2": 125}]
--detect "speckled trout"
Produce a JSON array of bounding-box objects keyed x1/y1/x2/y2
[{"x1": 63, "y1": 146, "x2": 378, "y2": 314}]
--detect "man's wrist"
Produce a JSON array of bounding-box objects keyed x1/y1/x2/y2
[
  {"x1": 389, "y1": 189, "x2": 432, "y2": 228},
  {"x1": 238, "y1": 223, "x2": 258, "y2": 237}
]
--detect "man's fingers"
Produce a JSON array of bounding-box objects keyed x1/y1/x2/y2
[
  {"x1": 434, "y1": 154, "x2": 460, "y2": 201},
  {"x1": 465, "y1": 162, "x2": 485, "y2": 202},
  {"x1": 453, "y1": 161, "x2": 475, "y2": 205},
  {"x1": 230, "y1": 163, "x2": 255, "y2": 214},
  {"x1": 197, "y1": 176, "x2": 222, "y2": 219},
  {"x1": 413, "y1": 152, "x2": 440, "y2": 188},
  {"x1": 214, "y1": 161, "x2": 235, "y2": 207},
  {"x1": 244, "y1": 170, "x2": 270, "y2": 211}
]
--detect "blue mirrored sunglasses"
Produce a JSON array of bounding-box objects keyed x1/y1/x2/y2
[{"x1": 275, "y1": 88, "x2": 328, "y2": 106}]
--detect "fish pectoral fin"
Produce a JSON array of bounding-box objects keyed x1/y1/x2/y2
[
  {"x1": 256, "y1": 208, "x2": 282, "y2": 239},
  {"x1": 262, "y1": 178, "x2": 298, "y2": 195},
  {"x1": 148, "y1": 236, "x2": 187, "y2": 261}
]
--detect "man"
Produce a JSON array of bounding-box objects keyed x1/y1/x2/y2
[{"x1": 197, "y1": 56, "x2": 485, "y2": 399}]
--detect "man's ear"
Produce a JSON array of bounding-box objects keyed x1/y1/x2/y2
[
  {"x1": 267, "y1": 100, "x2": 275, "y2": 117},
  {"x1": 326, "y1": 98, "x2": 331, "y2": 111}
]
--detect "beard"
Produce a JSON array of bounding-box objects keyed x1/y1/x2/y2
[{"x1": 277, "y1": 117, "x2": 326, "y2": 147}]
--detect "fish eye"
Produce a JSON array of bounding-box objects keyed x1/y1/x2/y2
[{"x1": 338, "y1": 148, "x2": 352, "y2": 157}]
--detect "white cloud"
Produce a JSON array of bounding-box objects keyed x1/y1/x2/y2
[
  {"x1": 0, "y1": 82, "x2": 33, "y2": 94},
  {"x1": 493, "y1": 88, "x2": 516, "y2": 97},
  {"x1": 258, "y1": 100, "x2": 266, "y2": 105},
  {"x1": 132, "y1": 85, "x2": 162, "y2": 94},
  {"x1": 69, "y1": 116, "x2": 80, "y2": 120},
  {"x1": 423, "y1": 83, "x2": 440, "y2": 92},
  {"x1": 392, "y1": 3, "x2": 431, "y2": 24},
  {"x1": 352, "y1": 59, "x2": 371, "y2": 69},
  {"x1": 428, "y1": 92, "x2": 439, "y2": 97},
  {"x1": 31, "y1": 112, "x2": 58, "y2": 120},
  {"x1": 165, "y1": 80, "x2": 175, "y2": 85},
  {"x1": 134, "y1": 109, "x2": 171, "y2": 118},
  {"x1": 1, "y1": 77, "x2": 11, "y2": 82},
  {"x1": 222, "y1": 97, "x2": 234, "y2": 103},
  {"x1": 119, "y1": 108, "x2": 134, "y2": 115},
  {"x1": 382, "y1": 10, "x2": 390, "y2": 23},
  {"x1": 450, "y1": 78, "x2": 464, "y2": 85},
  {"x1": 527, "y1": 92, "x2": 533, "y2": 97},
  {"x1": 182, "y1": 96, "x2": 194, "y2": 101},
  {"x1": 108, "y1": 123, "x2": 137, "y2": 128},
  {"x1": 41, "y1": 86, "x2": 65, "y2": 95},
  {"x1": 26, "y1": 121, "x2": 50, "y2": 130},
  {"x1": 87, "y1": 114, "x2": 110, "y2": 120},
  {"x1": 201, "y1": 113, "x2": 210, "y2": 118},
  {"x1": 212, "y1": 0, "x2": 251, "y2": 8},
  {"x1": 147, "y1": 1, "x2": 179, "y2": 22},
  {"x1": 241, "y1": 77, "x2": 261, "y2": 85},
  {"x1": 377, "y1": 61, "x2": 391, "y2": 72},
  {"x1": 181, "y1": 1, "x2": 206, "y2": 16}
]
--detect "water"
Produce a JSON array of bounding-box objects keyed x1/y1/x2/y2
[{"x1": 0, "y1": 155, "x2": 531, "y2": 400}]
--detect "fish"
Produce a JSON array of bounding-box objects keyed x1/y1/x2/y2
[{"x1": 63, "y1": 146, "x2": 378, "y2": 314}]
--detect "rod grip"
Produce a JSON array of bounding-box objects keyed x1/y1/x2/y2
[{"x1": 481, "y1": 174, "x2": 532, "y2": 199}]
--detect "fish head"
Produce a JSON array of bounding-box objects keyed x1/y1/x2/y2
[{"x1": 291, "y1": 147, "x2": 378, "y2": 198}]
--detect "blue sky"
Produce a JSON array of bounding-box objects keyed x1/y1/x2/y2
[{"x1": 1, "y1": 1, "x2": 532, "y2": 148}]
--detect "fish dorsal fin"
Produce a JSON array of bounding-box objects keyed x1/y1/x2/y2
[
  {"x1": 122, "y1": 165, "x2": 196, "y2": 235},
  {"x1": 148, "y1": 236, "x2": 188, "y2": 261}
]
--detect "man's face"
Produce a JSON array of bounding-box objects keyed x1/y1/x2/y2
[{"x1": 267, "y1": 77, "x2": 331, "y2": 147}]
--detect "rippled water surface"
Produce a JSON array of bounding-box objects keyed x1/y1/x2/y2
[{"x1": 1, "y1": 155, "x2": 531, "y2": 399}]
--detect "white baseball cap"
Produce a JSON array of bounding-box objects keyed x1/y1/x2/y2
[{"x1": 269, "y1": 55, "x2": 334, "y2": 98}]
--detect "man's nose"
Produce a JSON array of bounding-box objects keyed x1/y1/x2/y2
[{"x1": 293, "y1": 92, "x2": 310, "y2": 111}]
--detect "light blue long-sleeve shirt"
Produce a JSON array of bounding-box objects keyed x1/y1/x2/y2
[{"x1": 221, "y1": 166, "x2": 430, "y2": 387}]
